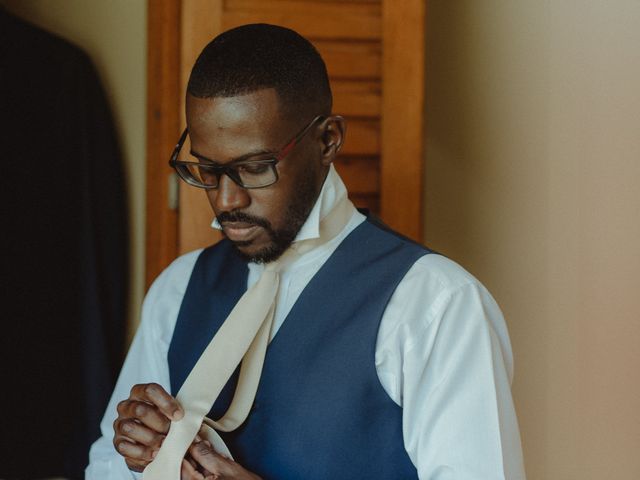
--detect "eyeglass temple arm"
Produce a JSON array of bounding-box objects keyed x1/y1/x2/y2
[{"x1": 276, "y1": 115, "x2": 325, "y2": 161}]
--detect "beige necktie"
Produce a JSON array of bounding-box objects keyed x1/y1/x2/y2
[{"x1": 143, "y1": 193, "x2": 353, "y2": 479}]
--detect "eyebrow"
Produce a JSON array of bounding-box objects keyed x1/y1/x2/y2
[{"x1": 189, "y1": 148, "x2": 276, "y2": 165}]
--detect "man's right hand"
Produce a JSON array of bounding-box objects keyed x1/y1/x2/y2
[{"x1": 113, "y1": 383, "x2": 184, "y2": 472}]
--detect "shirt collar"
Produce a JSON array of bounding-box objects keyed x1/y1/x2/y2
[{"x1": 211, "y1": 164, "x2": 348, "y2": 245}]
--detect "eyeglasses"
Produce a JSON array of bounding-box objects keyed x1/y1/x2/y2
[{"x1": 169, "y1": 115, "x2": 324, "y2": 189}]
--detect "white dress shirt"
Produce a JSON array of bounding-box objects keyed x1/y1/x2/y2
[{"x1": 87, "y1": 166, "x2": 525, "y2": 479}]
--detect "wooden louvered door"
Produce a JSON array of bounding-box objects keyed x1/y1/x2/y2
[{"x1": 146, "y1": 0, "x2": 425, "y2": 285}]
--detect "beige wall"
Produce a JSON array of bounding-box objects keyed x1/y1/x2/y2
[
  {"x1": 425, "y1": 1, "x2": 640, "y2": 479},
  {"x1": 2, "y1": 0, "x2": 147, "y2": 340}
]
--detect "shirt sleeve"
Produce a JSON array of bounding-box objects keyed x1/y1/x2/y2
[
  {"x1": 85, "y1": 251, "x2": 200, "y2": 479},
  {"x1": 375, "y1": 254, "x2": 526, "y2": 480}
]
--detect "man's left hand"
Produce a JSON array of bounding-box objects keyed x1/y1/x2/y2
[{"x1": 186, "y1": 441, "x2": 262, "y2": 480}]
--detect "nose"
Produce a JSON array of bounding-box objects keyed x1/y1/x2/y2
[{"x1": 209, "y1": 172, "x2": 250, "y2": 213}]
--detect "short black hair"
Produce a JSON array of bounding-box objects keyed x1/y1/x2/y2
[{"x1": 187, "y1": 23, "x2": 332, "y2": 120}]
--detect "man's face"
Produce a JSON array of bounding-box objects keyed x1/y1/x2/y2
[{"x1": 185, "y1": 88, "x2": 327, "y2": 263}]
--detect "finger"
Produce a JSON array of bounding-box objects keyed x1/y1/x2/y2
[
  {"x1": 114, "y1": 437, "x2": 157, "y2": 468},
  {"x1": 184, "y1": 451, "x2": 199, "y2": 470},
  {"x1": 117, "y1": 399, "x2": 172, "y2": 433},
  {"x1": 130, "y1": 383, "x2": 184, "y2": 421},
  {"x1": 115, "y1": 418, "x2": 165, "y2": 448},
  {"x1": 189, "y1": 441, "x2": 229, "y2": 474},
  {"x1": 181, "y1": 458, "x2": 205, "y2": 480},
  {"x1": 125, "y1": 459, "x2": 146, "y2": 473}
]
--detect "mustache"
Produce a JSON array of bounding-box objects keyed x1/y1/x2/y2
[{"x1": 216, "y1": 211, "x2": 272, "y2": 230}]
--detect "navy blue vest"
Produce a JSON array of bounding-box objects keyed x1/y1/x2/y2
[{"x1": 168, "y1": 218, "x2": 430, "y2": 479}]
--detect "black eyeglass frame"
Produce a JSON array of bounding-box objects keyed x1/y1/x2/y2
[{"x1": 169, "y1": 115, "x2": 325, "y2": 190}]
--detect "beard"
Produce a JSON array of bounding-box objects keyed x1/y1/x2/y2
[{"x1": 217, "y1": 172, "x2": 319, "y2": 263}]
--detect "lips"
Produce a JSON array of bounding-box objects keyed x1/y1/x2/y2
[{"x1": 220, "y1": 221, "x2": 260, "y2": 242}]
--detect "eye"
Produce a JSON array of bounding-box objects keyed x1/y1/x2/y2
[
  {"x1": 195, "y1": 165, "x2": 219, "y2": 183},
  {"x1": 238, "y1": 162, "x2": 272, "y2": 175}
]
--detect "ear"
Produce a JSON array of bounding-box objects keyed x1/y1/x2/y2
[{"x1": 319, "y1": 116, "x2": 346, "y2": 166}]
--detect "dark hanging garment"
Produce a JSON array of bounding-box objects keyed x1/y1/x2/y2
[{"x1": 0, "y1": 9, "x2": 128, "y2": 479}]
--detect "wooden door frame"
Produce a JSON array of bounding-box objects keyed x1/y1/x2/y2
[
  {"x1": 145, "y1": 0, "x2": 425, "y2": 288},
  {"x1": 145, "y1": 0, "x2": 181, "y2": 288}
]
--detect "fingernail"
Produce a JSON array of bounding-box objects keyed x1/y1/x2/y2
[
  {"x1": 173, "y1": 409, "x2": 184, "y2": 421},
  {"x1": 151, "y1": 450, "x2": 158, "y2": 459},
  {"x1": 195, "y1": 434, "x2": 202, "y2": 442}
]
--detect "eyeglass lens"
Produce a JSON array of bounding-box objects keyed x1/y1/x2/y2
[{"x1": 179, "y1": 159, "x2": 278, "y2": 188}]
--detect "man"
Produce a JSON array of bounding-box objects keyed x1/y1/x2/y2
[{"x1": 87, "y1": 24, "x2": 525, "y2": 479}]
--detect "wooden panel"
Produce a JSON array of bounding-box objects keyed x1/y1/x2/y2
[
  {"x1": 178, "y1": 189, "x2": 221, "y2": 254},
  {"x1": 332, "y1": 80, "x2": 381, "y2": 117},
  {"x1": 334, "y1": 156, "x2": 379, "y2": 195},
  {"x1": 340, "y1": 118, "x2": 379, "y2": 156},
  {"x1": 349, "y1": 192, "x2": 380, "y2": 214},
  {"x1": 380, "y1": 0, "x2": 425, "y2": 242},
  {"x1": 179, "y1": 0, "x2": 223, "y2": 254},
  {"x1": 145, "y1": 0, "x2": 181, "y2": 288},
  {"x1": 180, "y1": 0, "x2": 223, "y2": 99},
  {"x1": 222, "y1": 0, "x2": 381, "y2": 40},
  {"x1": 314, "y1": 40, "x2": 381, "y2": 79}
]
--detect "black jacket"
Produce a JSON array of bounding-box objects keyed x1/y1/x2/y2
[{"x1": 0, "y1": 8, "x2": 128, "y2": 479}]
